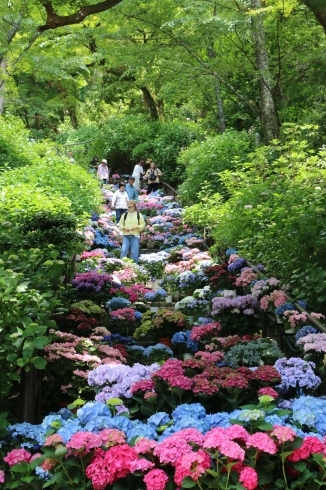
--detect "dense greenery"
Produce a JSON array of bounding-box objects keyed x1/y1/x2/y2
[
  {"x1": 0, "y1": 0, "x2": 326, "y2": 417},
  {"x1": 184, "y1": 125, "x2": 326, "y2": 310},
  {"x1": 178, "y1": 130, "x2": 254, "y2": 204},
  {"x1": 0, "y1": 117, "x2": 102, "y2": 418}
]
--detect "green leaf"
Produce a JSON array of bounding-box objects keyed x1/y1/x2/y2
[
  {"x1": 257, "y1": 421, "x2": 273, "y2": 430},
  {"x1": 32, "y1": 336, "x2": 49, "y2": 349},
  {"x1": 293, "y1": 461, "x2": 307, "y2": 472},
  {"x1": 10, "y1": 462, "x2": 30, "y2": 473},
  {"x1": 258, "y1": 469, "x2": 273, "y2": 485},
  {"x1": 32, "y1": 356, "x2": 47, "y2": 369},
  {"x1": 182, "y1": 476, "x2": 197, "y2": 488}
]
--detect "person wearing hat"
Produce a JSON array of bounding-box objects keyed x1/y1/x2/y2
[
  {"x1": 125, "y1": 176, "x2": 139, "y2": 201},
  {"x1": 119, "y1": 200, "x2": 146, "y2": 263},
  {"x1": 97, "y1": 159, "x2": 109, "y2": 184},
  {"x1": 111, "y1": 182, "x2": 129, "y2": 223}
]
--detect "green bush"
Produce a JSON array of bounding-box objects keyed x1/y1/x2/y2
[
  {"x1": 0, "y1": 116, "x2": 40, "y2": 171},
  {"x1": 0, "y1": 184, "x2": 82, "y2": 254},
  {"x1": 209, "y1": 125, "x2": 326, "y2": 310},
  {"x1": 61, "y1": 116, "x2": 201, "y2": 184},
  {"x1": 0, "y1": 161, "x2": 102, "y2": 218},
  {"x1": 0, "y1": 248, "x2": 65, "y2": 412},
  {"x1": 178, "y1": 130, "x2": 254, "y2": 205}
]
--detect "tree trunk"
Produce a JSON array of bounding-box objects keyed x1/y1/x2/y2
[
  {"x1": 0, "y1": 59, "x2": 7, "y2": 113},
  {"x1": 207, "y1": 45, "x2": 226, "y2": 133},
  {"x1": 303, "y1": 0, "x2": 326, "y2": 35},
  {"x1": 215, "y1": 82, "x2": 226, "y2": 133},
  {"x1": 140, "y1": 86, "x2": 164, "y2": 121},
  {"x1": 250, "y1": 0, "x2": 279, "y2": 143}
]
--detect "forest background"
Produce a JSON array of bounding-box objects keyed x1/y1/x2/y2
[{"x1": 1, "y1": 0, "x2": 326, "y2": 312}]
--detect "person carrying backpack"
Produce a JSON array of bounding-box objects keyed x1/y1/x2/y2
[
  {"x1": 119, "y1": 201, "x2": 146, "y2": 263},
  {"x1": 145, "y1": 162, "x2": 162, "y2": 194}
]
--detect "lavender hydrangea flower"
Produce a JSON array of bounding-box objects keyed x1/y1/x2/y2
[{"x1": 274, "y1": 357, "x2": 321, "y2": 391}]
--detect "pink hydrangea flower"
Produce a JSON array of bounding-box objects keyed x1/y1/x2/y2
[
  {"x1": 134, "y1": 438, "x2": 157, "y2": 454},
  {"x1": 66, "y1": 431, "x2": 102, "y2": 456},
  {"x1": 271, "y1": 426, "x2": 297, "y2": 443},
  {"x1": 130, "y1": 458, "x2": 154, "y2": 472},
  {"x1": 0, "y1": 470, "x2": 4, "y2": 483},
  {"x1": 246, "y1": 433, "x2": 278, "y2": 454},
  {"x1": 174, "y1": 449, "x2": 211, "y2": 486},
  {"x1": 257, "y1": 387, "x2": 278, "y2": 398},
  {"x1": 287, "y1": 436, "x2": 325, "y2": 461},
  {"x1": 174, "y1": 428, "x2": 205, "y2": 446},
  {"x1": 3, "y1": 448, "x2": 31, "y2": 466},
  {"x1": 239, "y1": 467, "x2": 258, "y2": 490},
  {"x1": 143, "y1": 469, "x2": 169, "y2": 490},
  {"x1": 225, "y1": 424, "x2": 249, "y2": 442},
  {"x1": 203, "y1": 428, "x2": 245, "y2": 460},
  {"x1": 98, "y1": 428, "x2": 126, "y2": 447},
  {"x1": 86, "y1": 445, "x2": 139, "y2": 489},
  {"x1": 154, "y1": 435, "x2": 192, "y2": 464},
  {"x1": 44, "y1": 434, "x2": 64, "y2": 447}
]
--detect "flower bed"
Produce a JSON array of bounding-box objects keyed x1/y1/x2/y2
[{"x1": 2, "y1": 190, "x2": 326, "y2": 490}]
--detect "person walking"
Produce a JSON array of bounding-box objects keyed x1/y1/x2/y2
[
  {"x1": 125, "y1": 176, "x2": 139, "y2": 201},
  {"x1": 119, "y1": 200, "x2": 146, "y2": 263},
  {"x1": 132, "y1": 159, "x2": 144, "y2": 190},
  {"x1": 97, "y1": 159, "x2": 110, "y2": 184},
  {"x1": 111, "y1": 183, "x2": 129, "y2": 223},
  {"x1": 145, "y1": 161, "x2": 163, "y2": 194}
]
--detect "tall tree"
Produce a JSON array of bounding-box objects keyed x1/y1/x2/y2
[{"x1": 250, "y1": 0, "x2": 279, "y2": 141}]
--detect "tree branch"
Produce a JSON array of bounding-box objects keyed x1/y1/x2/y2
[
  {"x1": 38, "y1": 0, "x2": 124, "y2": 32},
  {"x1": 303, "y1": 0, "x2": 326, "y2": 34}
]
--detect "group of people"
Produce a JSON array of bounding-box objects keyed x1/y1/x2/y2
[
  {"x1": 90, "y1": 156, "x2": 163, "y2": 193},
  {"x1": 88, "y1": 157, "x2": 164, "y2": 263}
]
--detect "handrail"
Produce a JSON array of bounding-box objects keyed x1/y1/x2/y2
[
  {"x1": 246, "y1": 260, "x2": 326, "y2": 334},
  {"x1": 160, "y1": 180, "x2": 178, "y2": 197}
]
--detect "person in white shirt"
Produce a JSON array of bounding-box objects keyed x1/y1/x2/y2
[
  {"x1": 132, "y1": 159, "x2": 145, "y2": 190},
  {"x1": 97, "y1": 159, "x2": 110, "y2": 184},
  {"x1": 119, "y1": 200, "x2": 146, "y2": 262},
  {"x1": 111, "y1": 183, "x2": 129, "y2": 223},
  {"x1": 67, "y1": 151, "x2": 75, "y2": 163}
]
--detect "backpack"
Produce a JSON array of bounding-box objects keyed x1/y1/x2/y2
[
  {"x1": 123, "y1": 211, "x2": 141, "y2": 225},
  {"x1": 149, "y1": 169, "x2": 156, "y2": 181}
]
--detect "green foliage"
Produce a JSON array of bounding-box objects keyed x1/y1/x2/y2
[
  {"x1": 0, "y1": 161, "x2": 102, "y2": 217},
  {"x1": 0, "y1": 116, "x2": 41, "y2": 172},
  {"x1": 208, "y1": 125, "x2": 326, "y2": 310},
  {"x1": 0, "y1": 184, "x2": 80, "y2": 254},
  {"x1": 61, "y1": 116, "x2": 201, "y2": 184},
  {"x1": 178, "y1": 130, "x2": 254, "y2": 205},
  {"x1": 0, "y1": 248, "x2": 64, "y2": 411}
]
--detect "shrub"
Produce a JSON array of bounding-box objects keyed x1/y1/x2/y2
[
  {"x1": 0, "y1": 116, "x2": 40, "y2": 171},
  {"x1": 178, "y1": 129, "x2": 254, "y2": 205},
  {"x1": 0, "y1": 161, "x2": 102, "y2": 217},
  {"x1": 207, "y1": 125, "x2": 326, "y2": 309}
]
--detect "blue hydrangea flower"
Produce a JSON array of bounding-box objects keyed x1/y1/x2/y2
[
  {"x1": 228, "y1": 258, "x2": 246, "y2": 272},
  {"x1": 135, "y1": 311, "x2": 143, "y2": 321},
  {"x1": 226, "y1": 248, "x2": 238, "y2": 256},
  {"x1": 147, "y1": 412, "x2": 170, "y2": 428},
  {"x1": 143, "y1": 344, "x2": 173, "y2": 357},
  {"x1": 77, "y1": 402, "x2": 112, "y2": 425},
  {"x1": 275, "y1": 302, "x2": 296, "y2": 315},
  {"x1": 295, "y1": 325, "x2": 319, "y2": 344},
  {"x1": 57, "y1": 419, "x2": 83, "y2": 443},
  {"x1": 172, "y1": 403, "x2": 206, "y2": 422},
  {"x1": 106, "y1": 297, "x2": 131, "y2": 311}
]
